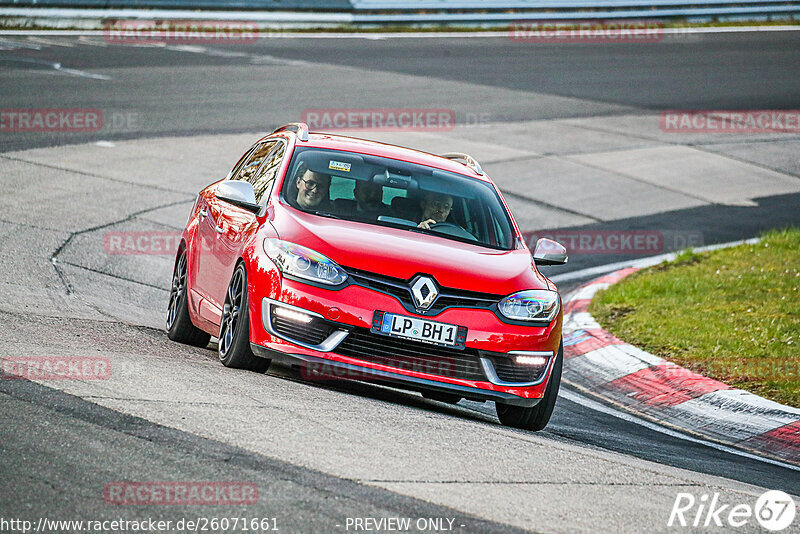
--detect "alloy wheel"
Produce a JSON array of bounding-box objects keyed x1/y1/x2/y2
[{"x1": 219, "y1": 268, "x2": 244, "y2": 358}]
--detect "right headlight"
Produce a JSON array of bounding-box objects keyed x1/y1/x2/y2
[
  {"x1": 498, "y1": 290, "x2": 560, "y2": 322},
  {"x1": 263, "y1": 238, "x2": 348, "y2": 286}
]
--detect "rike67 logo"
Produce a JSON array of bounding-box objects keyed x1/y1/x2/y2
[{"x1": 668, "y1": 490, "x2": 796, "y2": 531}]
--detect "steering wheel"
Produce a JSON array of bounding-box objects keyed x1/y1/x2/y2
[{"x1": 429, "y1": 221, "x2": 478, "y2": 241}]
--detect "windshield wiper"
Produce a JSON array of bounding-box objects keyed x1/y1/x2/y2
[
  {"x1": 374, "y1": 219, "x2": 420, "y2": 232},
  {"x1": 310, "y1": 210, "x2": 342, "y2": 220}
]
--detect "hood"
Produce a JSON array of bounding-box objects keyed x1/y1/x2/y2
[{"x1": 270, "y1": 205, "x2": 549, "y2": 295}]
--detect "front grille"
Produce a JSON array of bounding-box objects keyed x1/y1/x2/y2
[
  {"x1": 345, "y1": 267, "x2": 501, "y2": 313},
  {"x1": 435, "y1": 294, "x2": 496, "y2": 309},
  {"x1": 483, "y1": 354, "x2": 548, "y2": 383},
  {"x1": 346, "y1": 268, "x2": 410, "y2": 303},
  {"x1": 335, "y1": 327, "x2": 486, "y2": 381},
  {"x1": 271, "y1": 313, "x2": 336, "y2": 346}
]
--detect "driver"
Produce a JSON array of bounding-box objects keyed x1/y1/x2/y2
[
  {"x1": 295, "y1": 168, "x2": 331, "y2": 210},
  {"x1": 417, "y1": 192, "x2": 453, "y2": 230}
]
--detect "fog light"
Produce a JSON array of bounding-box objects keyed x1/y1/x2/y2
[
  {"x1": 514, "y1": 354, "x2": 549, "y2": 366},
  {"x1": 273, "y1": 306, "x2": 313, "y2": 324}
]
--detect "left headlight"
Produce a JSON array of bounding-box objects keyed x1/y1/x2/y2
[
  {"x1": 498, "y1": 290, "x2": 560, "y2": 323},
  {"x1": 263, "y1": 238, "x2": 348, "y2": 286}
]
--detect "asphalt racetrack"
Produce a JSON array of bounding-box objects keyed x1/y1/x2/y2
[{"x1": 1, "y1": 29, "x2": 799, "y2": 533}]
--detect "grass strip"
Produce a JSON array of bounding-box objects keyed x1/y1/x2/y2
[{"x1": 589, "y1": 228, "x2": 800, "y2": 408}]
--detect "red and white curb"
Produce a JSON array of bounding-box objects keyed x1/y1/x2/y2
[{"x1": 561, "y1": 267, "x2": 800, "y2": 466}]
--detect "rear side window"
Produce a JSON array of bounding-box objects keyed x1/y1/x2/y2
[
  {"x1": 251, "y1": 142, "x2": 286, "y2": 204},
  {"x1": 227, "y1": 146, "x2": 256, "y2": 179},
  {"x1": 382, "y1": 186, "x2": 407, "y2": 206},
  {"x1": 232, "y1": 141, "x2": 276, "y2": 184}
]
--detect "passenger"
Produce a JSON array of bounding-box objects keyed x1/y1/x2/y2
[
  {"x1": 353, "y1": 181, "x2": 387, "y2": 217},
  {"x1": 295, "y1": 168, "x2": 331, "y2": 210},
  {"x1": 417, "y1": 192, "x2": 453, "y2": 230}
]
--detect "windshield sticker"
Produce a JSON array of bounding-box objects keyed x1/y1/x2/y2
[{"x1": 328, "y1": 160, "x2": 351, "y2": 172}]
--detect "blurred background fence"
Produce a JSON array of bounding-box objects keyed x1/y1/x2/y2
[{"x1": 1, "y1": 0, "x2": 798, "y2": 24}]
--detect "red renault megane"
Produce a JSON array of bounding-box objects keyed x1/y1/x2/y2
[{"x1": 167, "y1": 122, "x2": 568, "y2": 431}]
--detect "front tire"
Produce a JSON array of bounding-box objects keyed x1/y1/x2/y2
[
  {"x1": 167, "y1": 250, "x2": 211, "y2": 348},
  {"x1": 218, "y1": 262, "x2": 270, "y2": 373},
  {"x1": 496, "y1": 341, "x2": 562, "y2": 431}
]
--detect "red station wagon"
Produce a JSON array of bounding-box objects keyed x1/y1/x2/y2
[{"x1": 167, "y1": 122, "x2": 568, "y2": 430}]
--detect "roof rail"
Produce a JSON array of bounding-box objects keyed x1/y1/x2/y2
[
  {"x1": 272, "y1": 122, "x2": 309, "y2": 142},
  {"x1": 440, "y1": 152, "x2": 484, "y2": 176}
]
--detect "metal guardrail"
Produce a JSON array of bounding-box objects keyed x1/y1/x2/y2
[
  {"x1": 0, "y1": 0, "x2": 798, "y2": 21},
  {"x1": 0, "y1": 0, "x2": 351, "y2": 7},
  {"x1": 353, "y1": 6, "x2": 800, "y2": 22},
  {"x1": 352, "y1": 0, "x2": 800, "y2": 21},
  {"x1": 353, "y1": 0, "x2": 795, "y2": 6}
]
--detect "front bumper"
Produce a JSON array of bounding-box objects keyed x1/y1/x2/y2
[
  {"x1": 250, "y1": 343, "x2": 542, "y2": 407},
  {"x1": 249, "y1": 278, "x2": 562, "y2": 405}
]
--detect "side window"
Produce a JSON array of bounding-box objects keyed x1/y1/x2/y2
[
  {"x1": 329, "y1": 175, "x2": 354, "y2": 201},
  {"x1": 382, "y1": 187, "x2": 407, "y2": 206},
  {"x1": 227, "y1": 146, "x2": 256, "y2": 179},
  {"x1": 460, "y1": 198, "x2": 478, "y2": 238},
  {"x1": 491, "y1": 208, "x2": 508, "y2": 247},
  {"x1": 450, "y1": 197, "x2": 468, "y2": 230},
  {"x1": 251, "y1": 142, "x2": 286, "y2": 204},
  {"x1": 232, "y1": 141, "x2": 276, "y2": 184}
]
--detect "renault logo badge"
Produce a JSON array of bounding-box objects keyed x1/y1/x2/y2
[{"x1": 410, "y1": 276, "x2": 439, "y2": 310}]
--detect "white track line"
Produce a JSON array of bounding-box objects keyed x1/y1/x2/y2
[
  {"x1": 0, "y1": 37, "x2": 41, "y2": 49},
  {"x1": 54, "y1": 64, "x2": 110, "y2": 80},
  {"x1": 0, "y1": 53, "x2": 111, "y2": 79},
  {"x1": 560, "y1": 388, "x2": 800, "y2": 474},
  {"x1": 26, "y1": 36, "x2": 75, "y2": 47}
]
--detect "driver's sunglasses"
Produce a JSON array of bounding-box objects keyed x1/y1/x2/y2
[{"x1": 299, "y1": 177, "x2": 328, "y2": 192}]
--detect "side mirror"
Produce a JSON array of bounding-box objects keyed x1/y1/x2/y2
[
  {"x1": 216, "y1": 181, "x2": 260, "y2": 214},
  {"x1": 533, "y1": 238, "x2": 568, "y2": 266}
]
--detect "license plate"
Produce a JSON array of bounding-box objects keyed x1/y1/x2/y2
[{"x1": 371, "y1": 311, "x2": 467, "y2": 349}]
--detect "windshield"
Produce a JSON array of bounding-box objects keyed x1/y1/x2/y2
[{"x1": 281, "y1": 147, "x2": 516, "y2": 250}]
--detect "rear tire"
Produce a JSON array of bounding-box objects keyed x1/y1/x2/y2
[
  {"x1": 218, "y1": 263, "x2": 270, "y2": 373},
  {"x1": 496, "y1": 341, "x2": 562, "y2": 431},
  {"x1": 166, "y1": 250, "x2": 211, "y2": 348}
]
